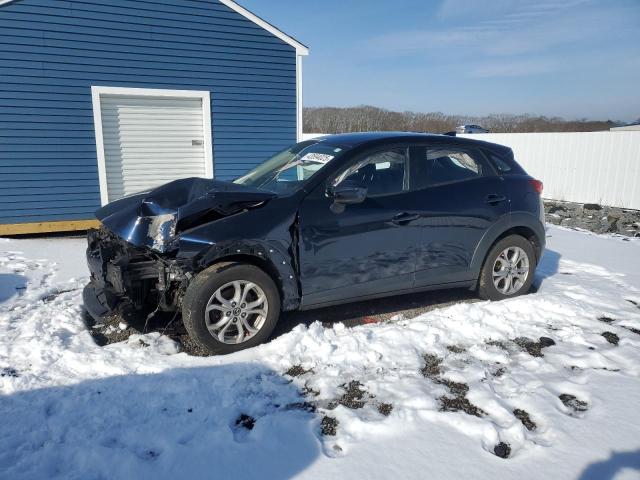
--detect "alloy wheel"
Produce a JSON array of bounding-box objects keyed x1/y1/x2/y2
[
  {"x1": 492, "y1": 246, "x2": 530, "y2": 295},
  {"x1": 204, "y1": 280, "x2": 269, "y2": 344}
]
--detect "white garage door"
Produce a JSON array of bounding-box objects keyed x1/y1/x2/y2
[{"x1": 93, "y1": 88, "x2": 213, "y2": 204}]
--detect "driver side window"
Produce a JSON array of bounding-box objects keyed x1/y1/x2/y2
[{"x1": 333, "y1": 148, "x2": 408, "y2": 197}]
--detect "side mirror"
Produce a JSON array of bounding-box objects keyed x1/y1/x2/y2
[{"x1": 330, "y1": 181, "x2": 367, "y2": 205}]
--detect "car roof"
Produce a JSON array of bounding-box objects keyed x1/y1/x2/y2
[
  {"x1": 313, "y1": 131, "x2": 510, "y2": 154},
  {"x1": 315, "y1": 131, "x2": 440, "y2": 146}
]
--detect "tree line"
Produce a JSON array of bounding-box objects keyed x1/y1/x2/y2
[{"x1": 303, "y1": 105, "x2": 620, "y2": 134}]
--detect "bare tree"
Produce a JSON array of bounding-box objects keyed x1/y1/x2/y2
[{"x1": 304, "y1": 105, "x2": 618, "y2": 134}]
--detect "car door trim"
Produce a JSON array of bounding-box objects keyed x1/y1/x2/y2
[{"x1": 299, "y1": 277, "x2": 475, "y2": 310}]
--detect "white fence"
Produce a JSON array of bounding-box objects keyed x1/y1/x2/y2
[
  {"x1": 460, "y1": 132, "x2": 640, "y2": 209},
  {"x1": 304, "y1": 132, "x2": 640, "y2": 209}
]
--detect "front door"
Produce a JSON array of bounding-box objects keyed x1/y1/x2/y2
[
  {"x1": 408, "y1": 144, "x2": 510, "y2": 287},
  {"x1": 298, "y1": 147, "x2": 419, "y2": 307}
]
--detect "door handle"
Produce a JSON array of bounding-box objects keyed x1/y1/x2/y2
[
  {"x1": 392, "y1": 212, "x2": 420, "y2": 225},
  {"x1": 484, "y1": 194, "x2": 507, "y2": 205}
]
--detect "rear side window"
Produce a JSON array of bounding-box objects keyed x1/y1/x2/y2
[
  {"x1": 483, "y1": 149, "x2": 525, "y2": 175},
  {"x1": 488, "y1": 153, "x2": 512, "y2": 173},
  {"x1": 411, "y1": 146, "x2": 488, "y2": 189}
]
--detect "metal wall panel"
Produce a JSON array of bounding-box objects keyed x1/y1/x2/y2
[
  {"x1": 0, "y1": 0, "x2": 297, "y2": 224},
  {"x1": 460, "y1": 132, "x2": 640, "y2": 209}
]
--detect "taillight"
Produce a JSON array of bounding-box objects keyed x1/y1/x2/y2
[{"x1": 529, "y1": 179, "x2": 543, "y2": 195}]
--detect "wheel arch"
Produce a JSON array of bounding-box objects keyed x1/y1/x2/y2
[
  {"x1": 470, "y1": 214, "x2": 545, "y2": 278},
  {"x1": 491, "y1": 226, "x2": 542, "y2": 262},
  {"x1": 194, "y1": 243, "x2": 301, "y2": 311}
]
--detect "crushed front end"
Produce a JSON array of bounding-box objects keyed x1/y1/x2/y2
[
  {"x1": 83, "y1": 228, "x2": 185, "y2": 321},
  {"x1": 82, "y1": 177, "x2": 278, "y2": 323}
]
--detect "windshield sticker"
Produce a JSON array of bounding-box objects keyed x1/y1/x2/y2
[{"x1": 300, "y1": 152, "x2": 334, "y2": 163}]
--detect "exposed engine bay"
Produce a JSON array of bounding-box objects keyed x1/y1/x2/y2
[
  {"x1": 83, "y1": 177, "x2": 300, "y2": 322},
  {"x1": 85, "y1": 227, "x2": 186, "y2": 317}
]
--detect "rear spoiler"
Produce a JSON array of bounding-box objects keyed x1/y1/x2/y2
[{"x1": 441, "y1": 131, "x2": 457, "y2": 136}]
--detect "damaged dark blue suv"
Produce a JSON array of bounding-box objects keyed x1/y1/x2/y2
[{"x1": 84, "y1": 132, "x2": 545, "y2": 354}]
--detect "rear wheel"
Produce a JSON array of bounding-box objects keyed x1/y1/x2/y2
[
  {"x1": 478, "y1": 235, "x2": 536, "y2": 301},
  {"x1": 182, "y1": 262, "x2": 280, "y2": 355}
]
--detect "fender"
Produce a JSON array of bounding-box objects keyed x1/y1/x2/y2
[
  {"x1": 175, "y1": 202, "x2": 303, "y2": 311},
  {"x1": 469, "y1": 212, "x2": 546, "y2": 277},
  {"x1": 196, "y1": 239, "x2": 300, "y2": 311}
]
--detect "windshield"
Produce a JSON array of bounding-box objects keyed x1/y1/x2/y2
[{"x1": 234, "y1": 140, "x2": 349, "y2": 195}]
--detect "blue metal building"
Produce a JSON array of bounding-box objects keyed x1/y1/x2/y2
[{"x1": 0, "y1": 0, "x2": 308, "y2": 234}]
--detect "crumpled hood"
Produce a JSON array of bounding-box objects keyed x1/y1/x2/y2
[{"x1": 96, "y1": 177, "x2": 275, "y2": 252}]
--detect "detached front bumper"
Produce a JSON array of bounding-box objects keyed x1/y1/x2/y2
[{"x1": 82, "y1": 282, "x2": 120, "y2": 321}]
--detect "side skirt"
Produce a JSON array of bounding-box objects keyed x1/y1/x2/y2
[{"x1": 299, "y1": 280, "x2": 475, "y2": 311}]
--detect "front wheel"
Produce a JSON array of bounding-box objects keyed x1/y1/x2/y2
[
  {"x1": 182, "y1": 262, "x2": 281, "y2": 355},
  {"x1": 478, "y1": 235, "x2": 536, "y2": 301}
]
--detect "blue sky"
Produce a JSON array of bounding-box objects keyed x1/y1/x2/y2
[{"x1": 239, "y1": 0, "x2": 640, "y2": 121}]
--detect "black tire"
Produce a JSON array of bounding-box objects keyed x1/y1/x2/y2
[
  {"x1": 478, "y1": 234, "x2": 536, "y2": 301},
  {"x1": 182, "y1": 262, "x2": 281, "y2": 355}
]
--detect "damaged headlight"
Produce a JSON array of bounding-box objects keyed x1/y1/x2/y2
[{"x1": 147, "y1": 213, "x2": 178, "y2": 253}]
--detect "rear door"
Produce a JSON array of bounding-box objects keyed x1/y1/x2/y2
[{"x1": 408, "y1": 144, "x2": 510, "y2": 287}]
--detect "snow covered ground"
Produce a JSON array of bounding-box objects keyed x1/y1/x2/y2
[{"x1": 1, "y1": 226, "x2": 640, "y2": 480}]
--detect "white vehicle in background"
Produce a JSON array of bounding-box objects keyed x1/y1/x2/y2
[{"x1": 456, "y1": 124, "x2": 489, "y2": 134}]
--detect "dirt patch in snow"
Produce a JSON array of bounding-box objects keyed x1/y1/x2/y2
[
  {"x1": 377, "y1": 403, "x2": 393, "y2": 416},
  {"x1": 513, "y1": 409, "x2": 537, "y2": 431},
  {"x1": 439, "y1": 393, "x2": 485, "y2": 417},
  {"x1": 446, "y1": 345, "x2": 466, "y2": 354},
  {"x1": 421, "y1": 354, "x2": 443, "y2": 379},
  {"x1": 513, "y1": 336, "x2": 556, "y2": 357},
  {"x1": 84, "y1": 309, "x2": 209, "y2": 355},
  {"x1": 486, "y1": 339, "x2": 509, "y2": 350},
  {"x1": 421, "y1": 354, "x2": 485, "y2": 417},
  {"x1": 1, "y1": 367, "x2": 19, "y2": 378},
  {"x1": 320, "y1": 416, "x2": 338, "y2": 436},
  {"x1": 492, "y1": 366, "x2": 507, "y2": 377},
  {"x1": 175, "y1": 333, "x2": 211, "y2": 357},
  {"x1": 329, "y1": 380, "x2": 370, "y2": 410},
  {"x1": 601, "y1": 332, "x2": 620, "y2": 345},
  {"x1": 598, "y1": 315, "x2": 616, "y2": 324},
  {"x1": 86, "y1": 312, "x2": 140, "y2": 346},
  {"x1": 285, "y1": 365, "x2": 313, "y2": 377},
  {"x1": 235, "y1": 413, "x2": 256, "y2": 431},
  {"x1": 440, "y1": 379, "x2": 469, "y2": 397},
  {"x1": 493, "y1": 442, "x2": 512, "y2": 459},
  {"x1": 559, "y1": 394, "x2": 589, "y2": 413},
  {"x1": 599, "y1": 311, "x2": 640, "y2": 336}
]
